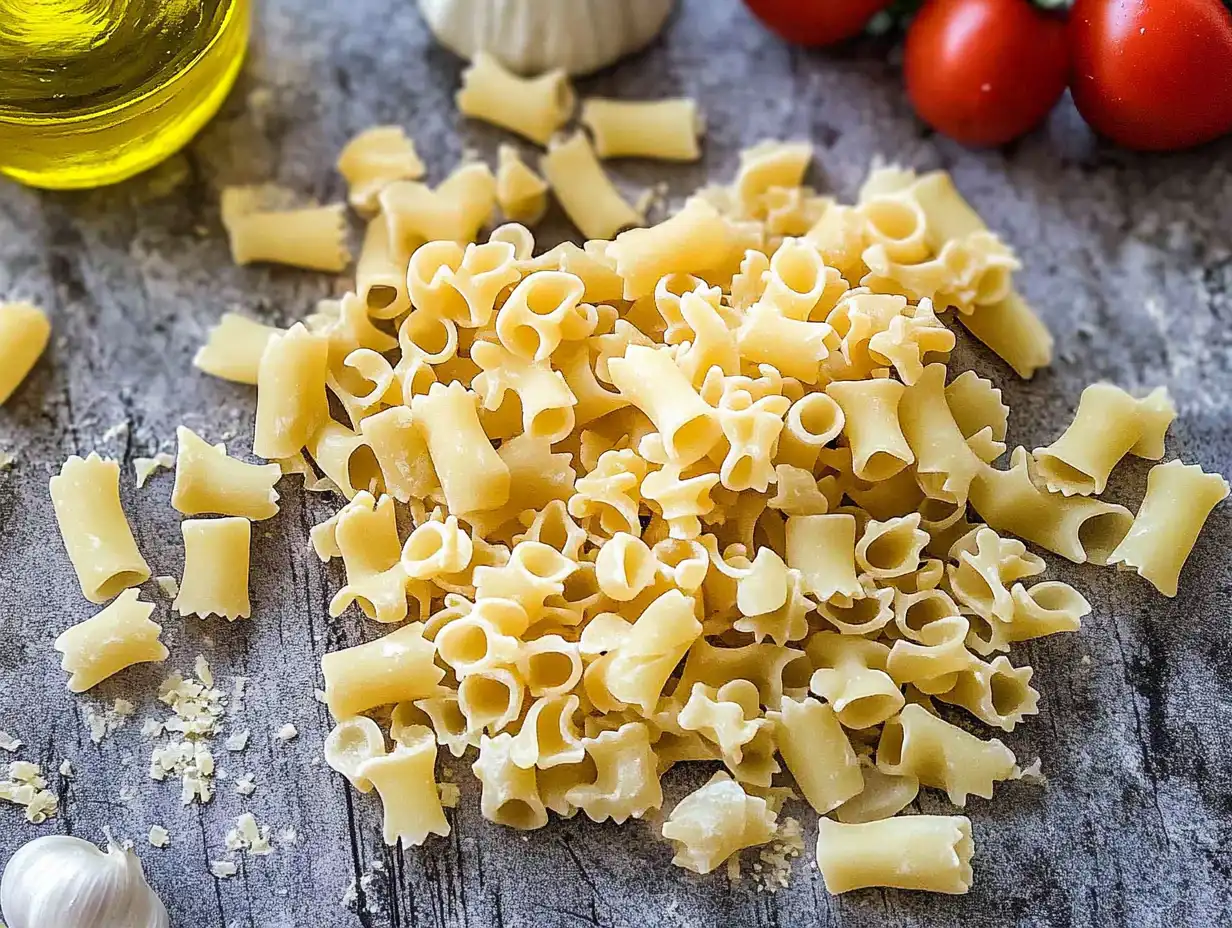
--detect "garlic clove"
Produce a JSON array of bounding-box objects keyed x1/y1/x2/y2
[
  {"x1": 1, "y1": 834, "x2": 169, "y2": 928},
  {"x1": 418, "y1": 0, "x2": 677, "y2": 76}
]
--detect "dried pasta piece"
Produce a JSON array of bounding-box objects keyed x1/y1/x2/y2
[
  {"x1": 358, "y1": 406, "x2": 440, "y2": 504},
  {"x1": 49, "y1": 453, "x2": 151, "y2": 603},
  {"x1": 885, "y1": 616, "x2": 974, "y2": 695},
  {"x1": 193, "y1": 313, "x2": 279, "y2": 385},
  {"x1": 661, "y1": 772, "x2": 777, "y2": 874},
  {"x1": 1004, "y1": 581, "x2": 1089, "y2": 642},
  {"x1": 935, "y1": 655, "x2": 1039, "y2": 732},
  {"x1": 969, "y1": 448, "x2": 1133, "y2": 565},
  {"x1": 381, "y1": 162, "x2": 498, "y2": 252},
  {"x1": 0, "y1": 301, "x2": 51, "y2": 405},
  {"x1": 472, "y1": 340, "x2": 578, "y2": 442},
  {"x1": 732, "y1": 140, "x2": 813, "y2": 213},
  {"x1": 595, "y1": 532, "x2": 657, "y2": 601},
  {"x1": 221, "y1": 187, "x2": 350, "y2": 272},
  {"x1": 677, "y1": 681, "x2": 764, "y2": 762},
  {"x1": 807, "y1": 634, "x2": 904, "y2": 730},
  {"x1": 172, "y1": 427, "x2": 280, "y2": 520},
  {"x1": 456, "y1": 52, "x2": 575, "y2": 145},
  {"x1": 580, "y1": 97, "x2": 703, "y2": 162},
  {"x1": 899, "y1": 362, "x2": 983, "y2": 504},
  {"x1": 1034, "y1": 384, "x2": 1176, "y2": 496},
  {"x1": 174, "y1": 517, "x2": 252, "y2": 621},
  {"x1": 252, "y1": 323, "x2": 330, "y2": 460},
  {"x1": 958, "y1": 291, "x2": 1053, "y2": 380},
  {"x1": 605, "y1": 590, "x2": 702, "y2": 714},
  {"x1": 815, "y1": 816, "x2": 974, "y2": 895},
  {"x1": 496, "y1": 144, "x2": 550, "y2": 225},
  {"x1": 768, "y1": 696, "x2": 863, "y2": 814},
  {"x1": 473, "y1": 733, "x2": 549, "y2": 830},
  {"x1": 947, "y1": 526, "x2": 1045, "y2": 623},
  {"x1": 877, "y1": 704, "x2": 1016, "y2": 805},
  {"x1": 856, "y1": 513, "x2": 929, "y2": 580},
  {"x1": 321, "y1": 623, "x2": 444, "y2": 718},
  {"x1": 306, "y1": 422, "x2": 386, "y2": 501},
  {"x1": 53, "y1": 590, "x2": 167, "y2": 693},
  {"x1": 336, "y1": 125, "x2": 426, "y2": 215},
  {"x1": 678, "y1": 639, "x2": 810, "y2": 709},
  {"x1": 324, "y1": 716, "x2": 386, "y2": 792},
  {"x1": 826, "y1": 379, "x2": 914, "y2": 482},
  {"x1": 411, "y1": 382, "x2": 511, "y2": 515},
  {"x1": 833, "y1": 762, "x2": 920, "y2": 825},
  {"x1": 495, "y1": 270, "x2": 591, "y2": 361},
  {"x1": 355, "y1": 218, "x2": 411, "y2": 320},
  {"x1": 564, "y1": 723, "x2": 663, "y2": 823},
  {"x1": 357, "y1": 725, "x2": 451, "y2": 846},
  {"x1": 1107, "y1": 459, "x2": 1229, "y2": 597},
  {"x1": 542, "y1": 132, "x2": 644, "y2": 240},
  {"x1": 509, "y1": 695, "x2": 585, "y2": 769},
  {"x1": 785, "y1": 513, "x2": 861, "y2": 601}
]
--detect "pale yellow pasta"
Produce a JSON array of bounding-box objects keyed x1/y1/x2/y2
[
  {"x1": 1108, "y1": 459, "x2": 1229, "y2": 597},
  {"x1": 411, "y1": 381, "x2": 511, "y2": 515},
  {"x1": 449, "y1": 240, "x2": 524, "y2": 328},
  {"x1": 944, "y1": 369, "x2": 1008, "y2": 464},
  {"x1": 886, "y1": 616, "x2": 974, "y2": 694},
  {"x1": 495, "y1": 269, "x2": 591, "y2": 361},
  {"x1": 1005, "y1": 581, "x2": 1090, "y2": 642},
  {"x1": 564, "y1": 722, "x2": 663, "y2": 823},
  {"x1": 604, "y1": 590, "x2": 702, "y2": 714},
  {"x1": 605, "y1": 198, "x2": 742, "y2": 300},
  {"x1": 833, "y1": 762, "x2": 921, "y2": 825},
  {"x1": 221, "y1": 188, "x2": 350, "y2": 272},
  {"x1": 358, "y1": 406, "x2": 440, "y2": 504},
  {"x1": 1034, "y1": 384, "x2": 1176, "y2": 496},
  {"x1": 877, "y1": 704, "x2": 1016, "y2": 805},
  {"x1": 252, "y1": 323, "x2": 330, "y2": 460},
  {"x1": 903, "y1": 169, "x2": 988, "y2": 250},
  {"x1": 594, "y1": 532, "x2": 657, "y2": 601},
  {"x1": 417, "y1": 693, "x2": 475, "y2": 758},
  {"x1": 661, "y1": 772, "x2": 777, "y2": 874},
  {"x1": 785, "y1": 514, "x2": 861, "y2": 601},
  {"x1": 679, "y1": 639, "x2": 810, "y2": 709},
  {"x1": 808, "y1": 634, "x2": 904, "y2": 730},
  {"x1": 435, "y1": 611, "x2": 519, "y2": 676},
  {"x1": 815, "y1": 816, "x2": 974, "y2": 895},
  {"x1": 642, "y1": 462, "x2": 721, "y2": 539},
  {"x1": 580, "y1": 97, "x2": 703, "y2": 162},
  {"x1": 509, "y1": 695, "x2": 585, "y2": 769},
  {"x1": 857, "y1": 193, "x2": 930, "y2": 264},
  {"x1": 473, "y1": 732, "x2": 549, "y2": 829},
  {"x1": 959, "y1": 291, "x2": 1053, "y2": 379},
  {"x1": 49, "y1": 453, "x2": 151, "y2": 603},
  {"x1": 0, "y1": 301, "x2": 51, "y2": 405},
  {"x1": 496, "y1": 144, "x2": 549, "y2": 225},
  {"x1": 174, "y1": 517, "x2": 252, "y2": 621},
  {"x1": 171, "y1": 426, "x2": 280, "y2": 520},
  {"x1": 322, "y1": 622, "x2": 444, "y2": 718},
  {"x1": 777, "y1": 393, "x2": 845, "y2": 471},
  {"x1": 306, "y1": 421, "x2": 385, "y2": 500},
  {"x1": 897, "y1": 363, "x2": 983, "y2": 504},
  {"x1": 357, "y1": 725, "x2": 451, "y2": 846},
  {"x1": 677, "y1": 680, "x2": 764, "y2": 762},
  {"x1": 459, "y1": 667, "x2": 525, "y2": 736},
  {"x1": 768, "y1": 696, "x2": 862, "y2": 814},
  {"x1": 456, "y1": 52, "x2": 575, "y2": 145},
  {"x1": 935, "y1": 655, "x2": 1039, "y2": 731},
  {"x1": 947, "y1": 526, "x2": 1045, "y2": 623},
  {"x1": 355, "y1": 218, "x2": 412, "y2": 320},
  {"x1": 815, "y1": 579, "x2": 895, "y2": 636},
  {"x1": 893, "y1": 588, "x2": 962, "y2": 643},
  {"x1": 607, "y1": 345, "x2": 722, "y2": 467},
  {"x1": 969, "y1": 448, "x2": 1134, "y2": 565},
  {"x1": 761, "y1": 237, "x2": 846, "y2": 322},
  {"x1": 328, "y1": 493, "x2": 412, "y2": 625},
  {"x1": 736, "y1": 300, "x2": 837, "y2": 383},
  {"x1": 336, "y1": 125, "x2": 426, "y2": 215},
  {"x1": 541, "y1": 132, "x2": 645, "y2": 240},
  {"x1": 53, "y1": 589, "x2": 167, "y2": 693},
  {"x1": 380, "y1": 162, "x2": 498, "y2": 252},
  {"x1": 826, "y1": 379, "x2": 914, "y2": 482},
  {"x1": 518, "y1": 635, "x2": 584, "y2": 698},
  {"x1": 856, "y1": 513, "x2": 929, "y2": 580},
  {"x1": 472, "y1": 340, "x2": 578, "y2": 442},
  {"x1": 192, "y1": 313, "x2": 279, "y2": 386},
  {"x1": 401, "y1": 515, "x2": 473, "y2": 581},
  {"x1": 767, "y1": 464, "x2": 831, "y2": 516},
  {"x1": 732, "y1": 140, "x2": 813, "y2": 212},
  {"x1": 324, "y1": 716, "x2": 385, "y2": 793}
]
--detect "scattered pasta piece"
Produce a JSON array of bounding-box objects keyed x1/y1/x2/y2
[
  {"x1": 580, "y1": 97, "x2": 704, "y2": 162},
  {"x1": 456, "y1": 52, "x2": 575, "y2": 145},
  {"x1": 194, "y1": 313, "x2": 281, "y2": 385},
  {"x1": 496, "y1": 145, "x2": 549, "y2": 225},
  {"x1": 337, "y1": 125, "x2": 426, "y2": 215},
  {"x1": 174, "y1": 517, "x2": 253, "y2": 621},
  {"x1": 541, "y1": 132, "x2": 645, "y2": 241},
  {"x1": 0, "y1": 301, "x2": 51, "y2": 405},
  {"x1": 221, "y1": 186, "x2": 351, "y2": 272},
  {"x1": 54, "y1": 590, "x2": 168, "y2": 692}
]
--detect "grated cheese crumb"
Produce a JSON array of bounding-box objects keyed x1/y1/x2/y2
[
  {"x1": 0, "y1": 732, "x2": 22, "y2": 753},
  {"x1": 102, "y1": 422, "x2": 129, "y2": 442},
  {"x1": 134, "y1": 452, "x2": 175, "y2": 488},
  {"x1": 210, "y1": 860, "x2": 237, "y2": 879},
  {"x1": 83, "y1": 698, "x2": 135, "y2": 744},
  {"x1": 225, "y1": 730, "x2": 250, "y2": 752},
  {"x1": 751, "y1": 817, "x2": 803, "y2": 893},
  {"x1": 148, "y1": 825, "x2": 171, "y2": 848},
  {"x1": 227, "y1": 812, "x2": 274, "y2": 857},
  {"x1": 438, "y1": 782, "x2": 461, "y2": 808},
  {"x1": 194, "y1": 654, "x2": 214, "y2": 688},
  {"x1": 59, "y1": 760, "x2": 73, "y2": 778},
  {"x1": 234, "y1": 774, "x2": 256, "y2": 796},
  {"x1": 275, "y1": 724, "x2": 298, "y2": 742},
  {"x1": 0, "y1": 761, "x2": 58, "y2": 824},
  {"x1": 155, "y1": 576, "x2": 180, "y2": 599},
  {"x1": 0, "y1": 449, "x2": 14, "y2": 470}
]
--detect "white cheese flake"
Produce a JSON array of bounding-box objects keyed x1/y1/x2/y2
[
  {"x1": 148, "y1": 825, "x2": 171, "y2": 848},
  {"x1": 0, "y1": 762, "x2": 58, "y2": 824},
  {"x1": 275, "y1": 723, "x2": 298, "y2": 742},
  {"x1": 225, "y1": 730, "x2": 250, "y2": 752},
  {"x1": 155, "y1": 576, "x2": 180, "y2": 599},
  {"x1": 234, "y1": 774, "x2": 256, "y2": 797},
  {"x1": 209, "y1": 860, "x2": 237, "y2": 879},
  {"x1": 0, "y1": 732, "x2": 22, "y2": 753},
  {"x1": 59, "y1": 760, "x2": 73, "y2": 778},
  {"x1": 133, "y1": 452, "x2": 175, "y2": 488}
]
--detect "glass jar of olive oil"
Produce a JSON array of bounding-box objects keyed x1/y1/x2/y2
[{"x1": 0, "y1": 0, "x2": 251, "y2": 189}]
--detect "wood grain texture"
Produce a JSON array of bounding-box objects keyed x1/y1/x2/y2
[{"x1": 2, "y1": 1, "x2": 1231, "y2": 926}]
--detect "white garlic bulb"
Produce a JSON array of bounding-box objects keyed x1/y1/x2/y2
[
  {"x1": 1, "y1": 834, "x2": 169, "y2": 928},
  {"x1": 418, "y1": 0, "x2": 677, "y2": 76}
]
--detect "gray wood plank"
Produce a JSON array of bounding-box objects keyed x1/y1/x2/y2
[{"x1": 2, "y1": 1, "x2": 1231, "y2": 926}]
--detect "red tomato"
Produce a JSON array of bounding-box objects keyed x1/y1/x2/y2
[
  {"x1": 742, "y1": 0, "x2": 894, "y2": 46},
  {"x1": 1069, "y1": 0, "x2": 1232, "y2": 150},
  {"x1": 903, "y1": 0, "x2": 1070, "y2": 146}
]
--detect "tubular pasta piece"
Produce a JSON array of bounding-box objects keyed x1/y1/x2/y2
[
  {"x1": 767, "y1": 696, "x2": 863, "y2": 814},
  {"x1": 935, "y1": 655, "x2": 1039, "y2": 732},
  {"x1": 541, "y1": 132, "x2": 644, "y2": 240},
  {"x1": 456, "y1": 52, "x2": 575, "y2": 145},
  {"x1": 947, "y1": 526, "x2": 1045, "y2": 623},
  {"x1": 174, "y1": 517, "x2": 252, "y2": 621},
  {"x1": 417, "y1": 694, "x2": 476, "y2": 758},
  {"x1": 401, "y1": 515, "x2": 473, "y2": 581},
  {"x1": 450, "y1": 240, "x2": 524, "y2": 328},
  {"x1": 356, "y1": 218, "x2": 411, "y2": 320},
  {"x1": 193, "y1": 313, "x2": 279, "y2": 385},
  {"x1": 509, "y1": 695, "x2": 585, "y2": 769},
  {"x1": 497, "y1": 144, "x2": 550, "y2": 225},
  {"x1": 380, "y1": 162, "x2": 498, "y2": 253},
  {"x1": 1108, "y1": 459, "x2": 1229, "y2": 597},
  {"x1": 894, "y1": 588, "x2": 962, "y2": 642},
  {"x1": 359, "y1": 406, "x2": 440, "y2": 504},
  {"x1": 833, "y1": 762, "x2": 921, "y2": 824},
  {"x1": 495, "y1": 270, "x2": 590, "y2": 361},
  {"x1": 472, "y1": 340, "x2": 577, "y2": 442},
  {"x1": 885, "y1": 616, "x2": 974, "y2": 694},
  {"x1": 324, "y1": 716, "x2": 386, "y2": 793},
  {"x1": 53, "y1": 590, "x2": 167, "y2": 693},
  {"x1": 969, "y1": 448, "x2": 1133, "y2": 565},
  {"x1": 1004, "y1": 581, "x2": 1089, "y2": 642},
  {"x1": 306, "y1": 421, "x2": 386, "y2": 500},
  {"x1": 1034, "y1": 384, "x2": 1176, "y2": 496},
  {"x1": 857, "y1": 193, "x2": 930, "y2": 265},
  {"x1": 0, "y1": 301, "x2": 50, "y2": 405},
  {"x1": 459, "y1": 667, "x2": 525, "y2": 736},
  {"x1": 594, "y1": 532, "x2": 657, "y2": 601},
  {"x1": 899, "y1": 362, "x2": 982, "y2": 503},
  {"x1": 518, "y1": 635, "x2": 583, "y2": 698},
  {"x1": 580, "y1": 97, "x2": 703, "y2": 162},
  {"x1": 826, "y1": 379, "x2": 914, "y2": 482},
  {"x1": 172, "y1": 427, "x2": 280, "y2": 520},
  {"x1": 958, "y1": 291, "x2": 1053, "y2": 380},
  {"x1": 733, "y1": 140, "x2": 813, "y2": 212},
  {"x1": 322, "y1": 622, "x2": 444, "y2": 719},
  {"x1": 661, "y1": 772, "x2": 777, "y2": 874},
  {"x1": 856, "y1": 513, "x2": 929, "y2": 580},
  {"x1": 329, "y1": 493, "x2": 414, "y2": 625},
  {"x1": 49, "y1": 453, "x2": 151, "y2": 603},
  {"x1": 564, "y1": 722, "x2": 663, "y2": 824},
  {"x1": 905, "y1": 170, "x2": 988, "y2": 249},
  {"x1": 473, "y1": 732, "x2": 549, "y2": 830},
  {"x1": 815, "y1": 816, "x2": 974, "y2": 895},
  {"x1": 605, "y1": 590, "x2": 702, "y2": 714},
  {"x1": 411, "y1": 382, "x2": 511, "y2": 515},
  {"x1": 761, "y1": 237, "x2": 846, "y2": 322},
  {"x1": 336, "y1": 125, "x2": 425, "y2": 215},
  {"x1": 736, "y1": 301, "x2": 836, "y2": 384},
  {"x1": 808, "y1": 634, "x2": 904, "y2": 730},
  {"x1": 252, "y1": 323, "x2": 329, "y2": 460},
  {"x1": 358, "y1": 725, "x2": 451, "y2": 846},
  {"x1": 944, "y1": 370, "x2": 1008, "y2": 463},
  {"x1": 786, "y1": 514, "x2": 861, "y2": 601},
  {"x1": 877, "y1": 704, "x2": 1016, "y2": 805},
  {"x1": 678, "y1": 639, "x2": 810, "y2": 709},
  {"x1": 221, "y1": 188, "x2": 350, "y2": 272},
  {"x1": 678, "y1": 681, "x2": 763, "y2": 762},
  {"x1": 606, "y1": 198, "x2": 743, "y2": 300},
  {"x1": 815, "y1": 580, "x2": 895, "y2": 636}
]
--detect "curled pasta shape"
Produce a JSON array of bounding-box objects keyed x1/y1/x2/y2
[
  {"x1": 564, "y1": 722, "x2": 663, "y2": 824},
  {"x1": 641, "y1": 462, "x2": 721, "y2": 539},
  {"x1": 324, "y1": 716, "x2": 385, "y2": 793},
  {"x1": 826, "y1": 378, "x2": 914, "y2": 482},
  {"x1": 435, "y1": 611, "x2": 521, "y2": 676},
  {"x1": 471, "y1": 340, "x2": 578, "y2": 443},
  {"x1": 717, "y1": 392, "x2": 791, "y2": 493},
  {"x1": 736, "y1": 300, "x2": 837, "y2": 384},
  {"x1": 517, "y1": 635, "x2": 583, "y2": 698},
  {"x1": 733, "y1": 552, "x2": 811, "y2": 644},
  {"x1": 398, "y1": 308, "x2": 458, "y2": 365},
  {"x1": 935, "y1": 654, "x2": 1040, "y2": 732},
  {"x1": 496, "y1": 271, "x2": 591, "y2": 361},
  {"x1": 946, "y1": 526, "x2": 1045, "y2": 623},
  {"x1": 885, "y1": 616, "x2": 975, "y2": 694},
  {"x1": 662, "y1": 772, "x2": 778, "y2": 875},
  {"x1": 509, "y1": 695, "x2": 585, "y2": 770},
  {"x1": 459, "y1": 667, "x2": 525, "y2": 736},
  {"x1": 894, "y1": 587, "x2": 962, "y2": 642},
  {"x1": 407, "y1": 239, "x2": 468, "y2": 319},
  {"x1": 807, "y1": 633, "x2": 904, "y2": 730},
  {"x1": 416, "y1": 693, "x2": 476, "y2": 758},
  {"x1": 447, "y1": 240, "x2": 523, "y2": 328},
  {"x1": 815, "y1": 816, "x2": 974, "y2": 895},
  {"x1": 856, "y1": 193, "x2": 930, "y2": 265},
  {"x1": 472, "y1": 733, "x2": 549, "y2": 830},
  {"x1": 328, "y1": 493, "x2": 412, "y2": 625},
  {"x1": 777, "y1": 392, "x2": 845, "y2": 471},
  {"x1": 833, "y1": 760, "x2": 920, "y2": 825},
  {"x1": 856, "y1": 513, "x2": 930, "y2": 580},
  {"x1": 1004, "y1": 581, "x2": 1089, "y2": 643},
  {"x1": 359, "y1": 725, "x2": 452, "y2": 847},
  {"x1": 677, "y1": 680, "x2": 764, "y2": 762},
  {"x1": 604, "y1": 591, "x2": 702, "y2": 714},
  {"x1": 678, "y1": 639, "x2": 811, "y2": 709},
  {"x1": 568, "y1": 448, "x2": 650, "y2": 537},
  {"x1": 785, "y1": 513, "x2": 861, "y2": 601},
  {"x1": 816, "y1": 579, "x2": 895, "y2": 636},
  {"x1": 595, "y1": 532, "x2": 657, "y2": 601}
]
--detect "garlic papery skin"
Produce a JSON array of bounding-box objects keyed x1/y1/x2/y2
[
  {"x1": 1, "y1": 835, "x2": 169, "y2": 928},
  {"x1": 418, "y1": 0, "x2": 677, "y2": 76}
]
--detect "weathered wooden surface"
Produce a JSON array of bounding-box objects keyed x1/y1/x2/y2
[{"x1": 2, "y1": 2, "x2": 1231, "y2": 926}]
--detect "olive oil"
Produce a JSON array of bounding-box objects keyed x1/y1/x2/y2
[{"x1": 0, "y1": 0, "x2": 250, "y2": 189}]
